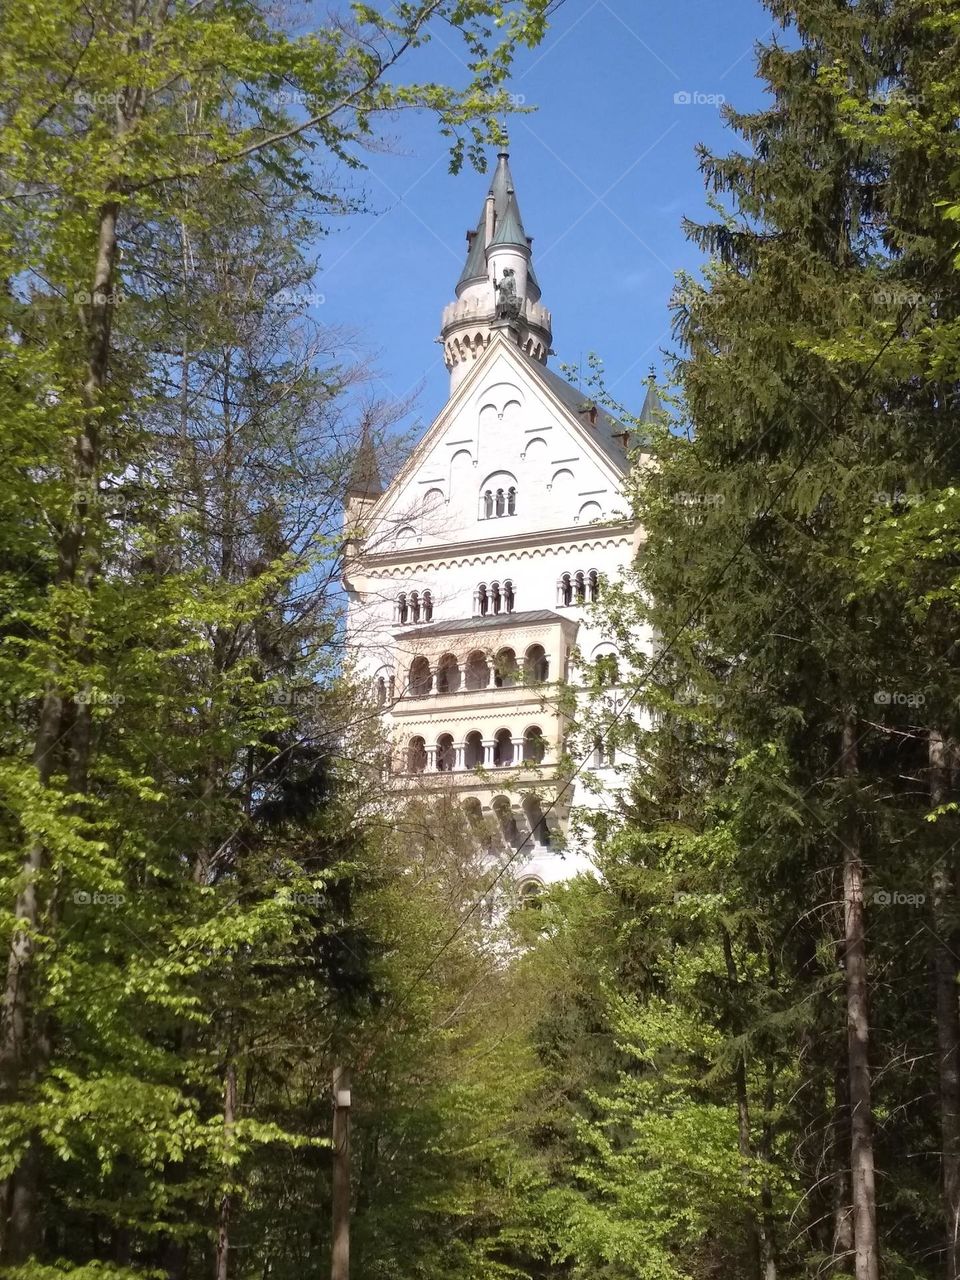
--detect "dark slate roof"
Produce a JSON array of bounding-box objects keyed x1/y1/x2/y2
[
  {"x1": 489, "y1": 190, "x2": 527, "y2": 248},
  {"x1": 399, "y1": 608, "x2": 569, "y2": 639},
  {"x1": 456, "y1": 218, "x2": 488, "y2": 291},
  {"x1": 488, "y1": 151, "x2": 515, "y2": 219},
  {"x1": 346, "y1": 424, "x2": 383, "y2": 498},
  {"x1": 512, "y1": 352, "x2": 631, "y2": 470},
  {"x1": 639, "y1": 374, "x2": 663, "y2": 426}
]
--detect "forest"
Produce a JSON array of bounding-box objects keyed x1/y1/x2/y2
[{"x1": 1, "y1": 0, "x2": 959, "y2": 1277}]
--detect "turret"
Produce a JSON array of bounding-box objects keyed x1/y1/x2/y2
[
  {"x1": 439, "y1": 151, "x2": 552, "y2": 394},
  {"x1": 343, "y1": 423, "x2": 383, "y2": 538}
]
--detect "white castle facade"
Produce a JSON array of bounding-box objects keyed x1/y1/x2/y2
[{"x1": 342, "y1": 152, "x2": 655, "y2": 894}]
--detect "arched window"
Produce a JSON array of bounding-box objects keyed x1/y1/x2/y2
[
  {"x1": 436, "y1": 734, "x2": 456, "y2": 772},
  {"x1": 493, "y1": 728, "x2": 514, "y2": 767},
  {"x1": 480, "y1": 471, "x2": 518, "y2": 519},
  {"x1": 503, "y1": 580, "x2": 515, "y2": 612},
  {"x1": 490, "y1": 581, "x2": 502, "y2": 614},
  {"x1": 436, "y1": 653, "x2": 460, "y2": 694},
  {"x1": 464, "y1": 731, "x2": 484, "y2": 769},
  {"x1": 558, "y1": 573, "x2": 572, "y2": 607},
  {"x1": 523, "y1": 726, "x2": 546, "y2": 764},
  {"x1": 397, "y1": 592, "x2": 408, "y2": 624},
  {"x1": 522, "y1": 793, "x2": 551, "y2": 847},
  {"x1": 476, "y1": 583, "x2": 489, "y2": 617},
  {"x1": 409, "y1": 591, "x2": 420, "y2": 623},
  {"x1": 594, "y1": 738, "x2": 616, "y2": 767},
  {"x1": 493, "y1": 795, "x2": 519, "y2": 846},
  {"x1": 494, "y1": 648, "x2": 517, "y2": 689},
  {"x1": 524, "y1": 644, "x2": 548, "y2": 684},
  {"x1": 465, "y1": 650, "x2": 490, "y2": 691},
  {"x1": 574, "y1": 571, "x2": 586, "y2": 604},
  {"x1": 409, "y1": 656, "x2": 431, "y2": 698},
  {"x1": 518, "y1": 878, "x2": 544, "y2": 909},
  {"x1": 588, "y1": 570, "x2": 600, "y2": 602},
  {"x1": 407, "y1": 736, "x2": 427, "y2": 773},
  {"x1": 376, "y1": 676, "x2": 386, "y2": 706},
  {"x1": 597, "y1": 653, "x2": 620, "y2": 687},
  {"x1": 422, "y1": 591, "x2": 433, "y2": 622}
]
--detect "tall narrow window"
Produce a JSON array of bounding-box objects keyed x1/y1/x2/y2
[
  {"x1": 409, "y1": 657, "x2": 431, "y2": 698},
  {"x1": 495, "y1": 488, "x2": 505, "y2": 516},
  {"x1": 422, "y1": 591, "x2": 433, "y2": 622},
  {"x1": 484, "y1": 490, "x2": 493, "y2": 518},
  {"x1": 477, "y1": 583, "x2": 489, "y2": 617},
  {"x1": 523, "y1": 726, "x2": 546, "y2": 764},
  {"x1": 490, "y1": 581, "x2": 502, "y2": 615},
  {"x1": 494, "y1": 648, "x2": 517, "y2": 689},
  {"x1": 524, "y1": 645, "x2": 548, "y2": 684},
  {"x1": 465, "y1": 651, "x2": 490, "y2": 690},
  {"x1": 376, "y1": 677, "x2": 386, "y2": 706},
  {"x1": 397, "y1": 593, "x2": 408, "y2": 624},
  {"x1": 494, "y1": 728, "x2": 514, "y2": 767},
  {"x1": 507, "y1": 486, "x2": 516, "y2": 515},
  {"x1": 588, "y1": 570, "x2": 600, "y2": 602},
  {"x1": 409, "y1": 591, "x2": 420, "y2": 623},
  {"x1": 407, "y1": 737, "x2": 427, "y2": 773},
  {"x1": 464, "y1": 731, "x2": 484, "y2": 769},
  {"x1": 558, "y1": 573, "x2": 572, "y2": 607},
  {"x1": 574, "y1": 571, "x2": 586, "y2": 603},
  {"x1": 504, "y1": 580, "x2": 515, "y2": 613},
  {"x1": 437, "y1": 734, "x2": 456, "y2": 772},
  {"x1": 436, "y1": 653, "x2": 460, "y2": 694}
]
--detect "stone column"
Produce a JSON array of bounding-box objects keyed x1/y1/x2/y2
[
  {"x1": 483, "y1": 740, "x2": 496, "y2": 767},
  {"x1": 454, "y1": 743, "x2": 465, "y2": 771},
  {"x1": 511, "y1": 735, "x2": 524, "y2": 765},
  {"x1": 425, "y1": 746, "x2": 437, "y2": 773}
]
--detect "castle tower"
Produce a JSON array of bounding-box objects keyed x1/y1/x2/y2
[{"x1": 439, "y1": 152, "x2": 553, "y2": 393}]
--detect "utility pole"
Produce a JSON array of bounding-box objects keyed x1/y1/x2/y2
[{"x1": 331, "y1": 1065, "x2": 352, "y2": 1280}]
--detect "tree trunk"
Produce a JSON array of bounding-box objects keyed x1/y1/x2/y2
[
  {"x1": 930, "y1": 727, "x2": 960, "y2": 1280},
  {"x1": 832, "y1": 1063, "x2": 855, "y2": 1272},
  {"x1": 721, "y1": 925, "x2": 762, "y2": 1280},
  {"x1": 215, "y1": 1062, "x2": 237, "y2": 1280},
  {"x1": 0, "y1": 194, "x2": 121, "y2": 1264},
  {"x1": 840, "y1": 716, "x2": 880, "y2": 1280}
]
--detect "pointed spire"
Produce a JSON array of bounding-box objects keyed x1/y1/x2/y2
[
  {"x1": 456, "y1": 217, "x2": 488, "y2": 292},
  {"x1": 639, "y1": 368, "x2": 662, "y2": 426},
  {"x1": 346, "y1": 423, "x2": 382, "y2": 499},
  {"x1": 488, "y1": 151, "x2": 516, "y2": 221},
  {"x1": 440, "y1": 149, "x2": 552, "y2": 392},
  {"x1": 489, "y1": 189, "x2": 527, "y2": 248}
]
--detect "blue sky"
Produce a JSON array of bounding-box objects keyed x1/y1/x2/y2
[{"x1": 320, "y1": 0, "x2": 773, "y2": 433}]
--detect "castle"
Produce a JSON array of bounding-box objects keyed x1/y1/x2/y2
[{"x1": 342, "y1": 151, "x2": 656, "y2": 894}]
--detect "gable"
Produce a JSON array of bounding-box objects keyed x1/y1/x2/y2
[{"x1": 365, "y1": 336, "x2": 631, "y2": 555}]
